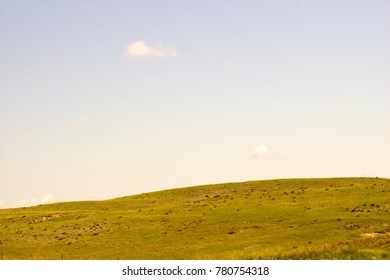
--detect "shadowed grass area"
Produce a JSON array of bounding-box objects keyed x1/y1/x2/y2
[{"x1": 0, "y1": 177, "x2": 389, "y2": 259}]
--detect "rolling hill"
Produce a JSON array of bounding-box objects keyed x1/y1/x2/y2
[{"x1": 0, "y1": 177, "x2": 389, "y2": 259}]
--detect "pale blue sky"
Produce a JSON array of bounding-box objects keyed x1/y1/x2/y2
[{"x1": 1, "y1": 0, "x2": 389, "y2": 208}]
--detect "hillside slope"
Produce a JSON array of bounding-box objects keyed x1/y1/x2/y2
[{"x1": 0, "y1": 177, "x2": 389, "y2": 259}]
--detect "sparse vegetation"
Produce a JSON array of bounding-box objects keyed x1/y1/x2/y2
[{"x1": 0, "y1": 177, "x2": 389, "y2": 260}]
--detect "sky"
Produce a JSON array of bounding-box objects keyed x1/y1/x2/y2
[{"x1": 0, "y1": 0, "x2": 389, "y2": 209}]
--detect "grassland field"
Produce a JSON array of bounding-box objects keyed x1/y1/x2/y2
[{"x1": 0, "y1": 177, "x2": 389, "y2": 260}]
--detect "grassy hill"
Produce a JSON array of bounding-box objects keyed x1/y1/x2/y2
[{"x1": 0, "y1": 177, "x2": 389, "y2": 260}]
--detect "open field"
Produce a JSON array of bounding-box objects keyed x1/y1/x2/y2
[{"x1": 0, "y1": 177, "x2": 389, "y2": 259}]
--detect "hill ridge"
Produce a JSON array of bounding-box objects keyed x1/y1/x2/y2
[{"x1": 0, "y1": 177, "x2": 389, "y2": 259}]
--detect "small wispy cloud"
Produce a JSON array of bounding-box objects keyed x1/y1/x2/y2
[
  {"x1": 75, "y1": 117, "x2": 88, "y2": 126},
  {"x1": 16, "y1": 193, "x2": 55, "y2": 208},
  {"x1": 249, "y1": 144, "x2": 270, "y2": 159},
  {"x1": 24, "y1": 124, "x2": 33, "y2": 133},
  {"x1": 126, "y1": 40, "x2": 178, "y2": 58}
]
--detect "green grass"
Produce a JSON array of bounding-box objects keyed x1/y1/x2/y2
[{"x1": 0, "y1": 177, "x2": 389, "y2": 259}]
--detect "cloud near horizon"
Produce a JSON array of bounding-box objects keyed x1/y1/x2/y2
[
  {"x1": 250, "y1": 144, "x2": 270, "y2": 158},
  {"x1": 126, "y1": 40, "x2": 178, "y2": 58},
  {"x1": 16, "y1": 193, "x2": 55, "y2": 207}
]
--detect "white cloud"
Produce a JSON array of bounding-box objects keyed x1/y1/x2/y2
[
  {"x1": 76, "y1": 117, "x2": 88, "y2": 126},
  {"x1": 250, "y1": 144, "x2": 270, "y2": 158},
  {"x1": 40, "y1": 193, "x2": 54, "y2": 204},
  {"x1": 0, "y1": 200, "x2": 5, "y2": 206},
  {"x1": 16, "y1": 198, "x2": 37, "y2": 207},
  {"x1": 126, "y1": 40, "x2": 178, "y2": 58},
  {"x1": 16, "y1": 193, "x2": 55, "y2": 207}
]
